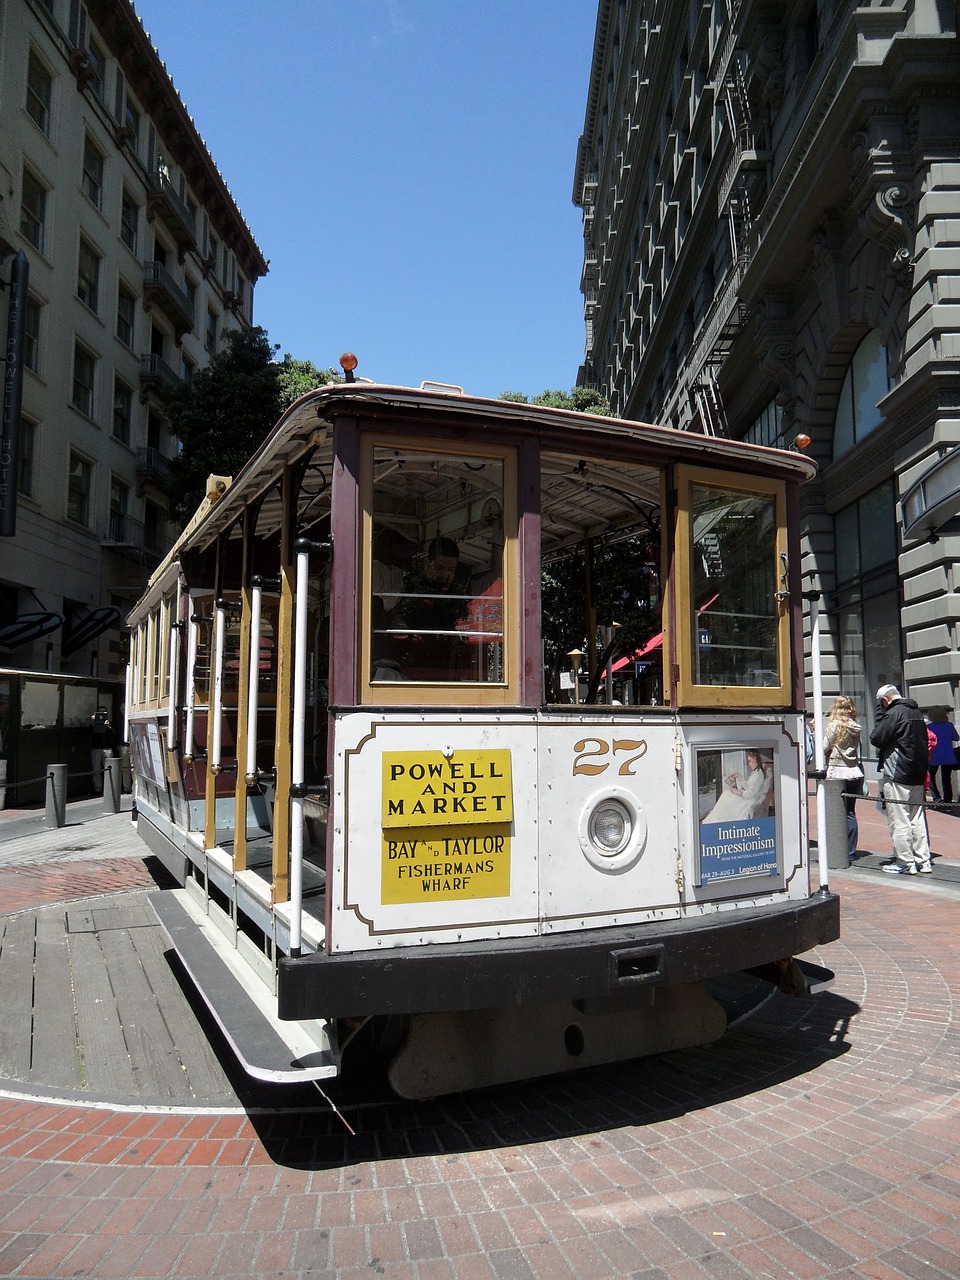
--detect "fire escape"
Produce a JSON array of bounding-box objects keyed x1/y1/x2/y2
[{"x1": 690, "y1": 49, "x2": 767, "y2": 435}]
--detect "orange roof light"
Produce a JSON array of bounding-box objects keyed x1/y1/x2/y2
[
  {"x1": 793, "y1": 433, "x2": 812, "y2": 451},
  {"x1": 339, "y1": 352, "x2": 358, "y2": 372}
]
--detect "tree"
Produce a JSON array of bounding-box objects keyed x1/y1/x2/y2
[
  {"x1": 499, "y1": 386, "x2": 611, "y2": 416},
  {"x1": 165, "y1": 328, "x2": 338, "y2": 523}
]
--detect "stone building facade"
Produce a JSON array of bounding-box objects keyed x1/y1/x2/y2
[
  {"x1": 573, "y1": 0, "x2": 960, "y2": 737},
  {"x1": 0, "y1": 0, "x2": 266, "y2": 712}
]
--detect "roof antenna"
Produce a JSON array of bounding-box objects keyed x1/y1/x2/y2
[{"x1": 339, "y1": 352, "x2": 358, "y2": 383}]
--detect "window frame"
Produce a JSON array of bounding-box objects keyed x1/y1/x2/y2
[
  {"x1": 358, "y1": 433, "x2": 519, "y2": 707},
  {"x1": 81, "y1": 134, "x2": 105, "y2": 208},
  {"x1": 23, "y1": 295, "x2": 42, "y2": 373},
  {"x1": 120, "y1": 189, "x2": 139, "y2": 253},
  {"x1": 67, "y1": 449, "x2": 93, "y2": 526},
  {"x1": 116, "y1": 280, "x2": 136, "y2": 348},
  {"x1": 26, "y1": 50, "x2": 53, "y2": 135},
  {"x1": 71, "y1": 341, "x2": 97, "y2": 418},
  {"x1": 674, "y1": 465, "x2": 791, "y2": 708},
  {"x1": 20, "y1": 167, "x2": 48, "y2": 253},
  {"x1": 112, "y1": 375, "x2": 133, "y2": 445},
  {"x1": 77, "y1": 236, "x2": 102, "y2": 312}
]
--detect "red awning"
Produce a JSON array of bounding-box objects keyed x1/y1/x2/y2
[{"x1": 610, "y1": 594, "x2": 719, "y2": 672}]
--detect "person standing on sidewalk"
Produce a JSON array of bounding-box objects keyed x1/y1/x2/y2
[
  {"x1": 927, "y1": 709, "x2": 959, "y2": 808},
  {"x1": 870, "y1": 684, "x2": 933, "y2": 876},
  {"x1": 824, "y1": 695, "x2": 864, "y2": 858}
]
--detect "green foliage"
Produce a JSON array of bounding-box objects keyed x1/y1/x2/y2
[
  {"x1": 276, "y1": 352, "x2": 338, "y2": 410},
  {"x1": 164, "y1": 328, "x2": 338, "y2": 524},
  {"x1": 499, "y1": 386, "x2": 612, "y2": 416},
  {"x1": 540, "y1": 535, "x2": 661, "y2": 677}
]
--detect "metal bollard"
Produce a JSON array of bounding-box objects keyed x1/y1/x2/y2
[
  {"x1": 824, "y1": 777, "x2": 850, "y2": 869},
  {"x1": 45, "y1": 764, "x2": 67, "y2": 828},
  {"x1": 103, "y1": 755, "x2": 121, "y2": 814}
]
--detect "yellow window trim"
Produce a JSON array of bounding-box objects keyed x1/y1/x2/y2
[
  {"x1": 358, "y1": 434, "x2": 519, "y2": 707},
  {"x1": 675, "y1": 465, "x2": 791, "y2": 708}
]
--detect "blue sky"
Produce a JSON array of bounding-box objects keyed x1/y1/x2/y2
[{"x1": 132, "y1": 1, "x2": 598, "y2": 400}]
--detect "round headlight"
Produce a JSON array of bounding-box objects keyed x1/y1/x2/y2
[{"x1": 589, "y1": 799, "x2": 632, "y2": 855}]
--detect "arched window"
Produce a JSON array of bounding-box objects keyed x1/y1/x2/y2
[{"x1": 832, "y1": 330, "x2": 889, "y2": 461}]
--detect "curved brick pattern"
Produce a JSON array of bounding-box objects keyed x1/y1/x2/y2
[
  {"x1": 0, "y1": 867, "x2": 958, "y2": 1277},
  {"x1": 0, "y1": 858, "x2": 155, "y2": 914}
]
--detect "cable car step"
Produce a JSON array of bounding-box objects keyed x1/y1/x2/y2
[{"x1": 149, "y1": 889, "x2": 338, "y2": 1084}]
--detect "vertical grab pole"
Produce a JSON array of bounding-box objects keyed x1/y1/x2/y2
[
  {"x1": 166, "y1": 586, "x2": 182, "y2": 752},
  {"x1": 289, "y1": 542, "x2": 311, "y2": 955},
  {"x1": 245, "y1": 578, "x2": 264, "y2": 784},
  {"x1": 211, "y1": 597, "x2": 227, "y2": 772},
  {"x1": 183, "y1": 610, "x2": 200, "y2": 759},
  {"x1": 808, "y1": 591, "x2": 829, "y2": 891}
]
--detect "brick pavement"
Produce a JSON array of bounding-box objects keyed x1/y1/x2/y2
[{"x1": 0, "y1": 805, "x2": 958, "y2": 1277}]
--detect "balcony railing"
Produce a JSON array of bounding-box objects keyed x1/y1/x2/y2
[
  {"x1": 100, "y1": 509, "x2": 174, "y2": 559},
  {"x1": 143, "y1": 261, "x2": 194, "y2": 338},
  {"x1": 101, "y1": 511, "x2": 143, "y2": 548},
  {"x1": 139, "y1": 353, "x2": 182, "y2": 402},
  {"x1": 146, "y1": 169, "x2": 197, "y2": 256},
  {"x1": 136, "y1": 447, "x2": 172, "y2": 487}
]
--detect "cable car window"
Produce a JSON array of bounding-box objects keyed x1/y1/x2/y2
[
  {"x1": 676, "y1": 468, "x2": 790, "y2": 707},
  {"x1": 364, "y1": 443, "x2": 511, "y2": 695}
]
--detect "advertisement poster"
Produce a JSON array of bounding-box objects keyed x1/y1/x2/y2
[{"x1": 696, "y1": 746, "x2": 778, "y2": 884}]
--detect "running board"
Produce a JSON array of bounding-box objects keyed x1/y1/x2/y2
[{"x1": 149, "y1": 889, "x2": 338, "y2": 1084}]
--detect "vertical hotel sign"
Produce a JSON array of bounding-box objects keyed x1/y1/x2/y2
[
  {"x1": 1, "y1": 250, "x2": 28, "y2": 537},
  {"x1": 381, "y1": 750, "x2": 513, "y2": 903}
]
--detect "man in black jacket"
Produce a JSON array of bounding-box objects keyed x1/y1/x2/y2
[{"x1": 869, "y1": 684, "x2": 932, "y2": 875}]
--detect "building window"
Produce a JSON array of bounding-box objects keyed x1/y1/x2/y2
[
  {"x1": 744, "y1": 399, "x2": 782, "y2": 448},
  {"x1": 123, "y1": 95, "x2": 141, "y2": 151},
  {"x1": 72, "y1": 342, "x2": 97, "y2": 418},
  {"x1": 19, "y1": 417, "x2": 37, "y2": 498},
  {"x1": 81, "y1": 135, "x2": 105, "y2": 208},
  {"x1": 20, "y1": 168, "x2": 48, "y2": 253},
  {"x1": 26, "y1": 51, "x2": 52, "y2": 135},
  {"x1": 116, "y1": 282, "x2": 136, "y2": 347},
  {"x1": 120, "y1": 189, "x2": 139, "y2": 253},
  {"x1": 109, "y1": 477, "x2": 130, "y2": 540},
  {"x1": 180, "y1": 352, "x2": 196, "y2": 383},
  {"x1": 86, "y1": 36, "x2": 106, "y2": 100},
  {"x1": 24, "y1": 296, "x2": 43, "y2": 373},
  {"x1": 205, "y1": 308, "x2": 218, "y2": 355},
  {"x1": 834, "y1": 480, "x2": 902, "y2": 746},
  {"x1": 77, "y1": 238, "x2": 101, "y2": 312},
  {"x1": 833, "y1": 329, "x2": 889, "y2": 461},
  {"x1": 67, "y1": 451, "x2": 93, "y2": 525},
  {"x1": 113, "y1": 376, "x2": 133, "y2": 445}
]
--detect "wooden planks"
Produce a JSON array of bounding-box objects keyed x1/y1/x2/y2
[
  {"x1": 0, "y1": 892, "x2": 236, "y2": 1102},
  {"x1": 0, "y1": 914, "x2": 36, "y2": 1078}
]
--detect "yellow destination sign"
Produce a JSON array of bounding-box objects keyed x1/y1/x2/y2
[
  {"x1": 382, "y1": 825, "x2": 511, "y2": 903},
  {"x1": 381, "y1": 749, "x2": 513, "y2": 829}
]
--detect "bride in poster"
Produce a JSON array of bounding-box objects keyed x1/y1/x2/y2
[{"x1": 702, "y1": 749, "x2": 773, "y2": 823}]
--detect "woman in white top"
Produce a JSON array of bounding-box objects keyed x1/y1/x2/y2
[{"x1": 824, "y1": 695, "x2": 863, "y2": 857}]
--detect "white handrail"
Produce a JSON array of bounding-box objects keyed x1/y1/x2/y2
[
  {"x1": 245, "y1": 581, "x2": 264, "y2": 784},
  {"x1": 289, "y1": 546, "x2": 310, "y2": 955},
  {"x1": 809, "y1": 594, "x2": 828, "y2": 891},
  {"x1": 166, "y1": 585, "x2": 181, "y2": 752},
  {"x1": 211, "y1": 599, "x2": 226, "y2": 770},
  {"x1": 183, "y1": 609, "x2": 200, "y2": 759}
]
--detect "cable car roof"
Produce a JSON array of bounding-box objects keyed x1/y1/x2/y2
[{"x1": 148, "y1": 382, "x2": 817, "y2": 585}]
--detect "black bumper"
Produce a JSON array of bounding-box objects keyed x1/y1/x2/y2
[{"x1": 278, "y1": 891, "x2": 840, "y2": 1021}]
